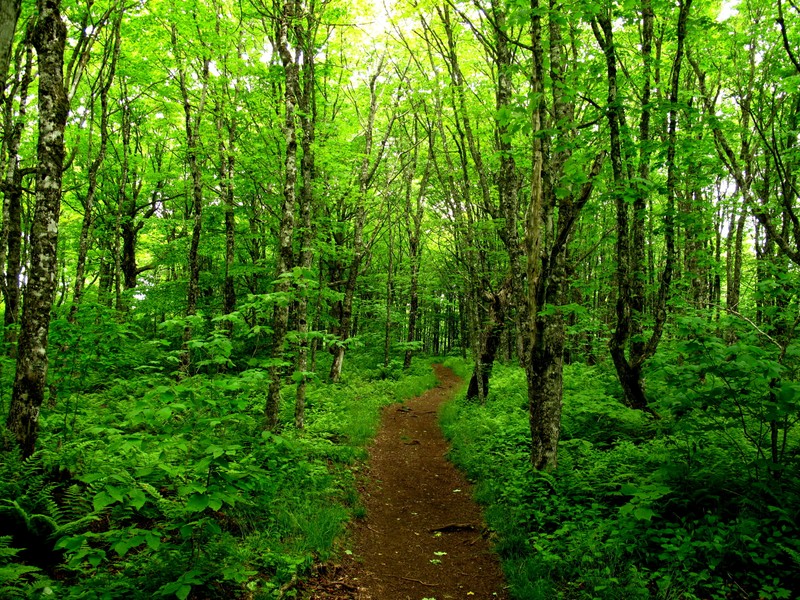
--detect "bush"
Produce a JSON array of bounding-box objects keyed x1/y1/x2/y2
[
  {"x1": 440, "y1": 361, "x2": 800, "y2": 600},
  {"x1": 0, "y1": 345, "x2": 442, "y2": 598}
]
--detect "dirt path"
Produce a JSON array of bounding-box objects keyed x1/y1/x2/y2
[{"x1": 303, "y1": 364, "x2": 508, "y2": 599}]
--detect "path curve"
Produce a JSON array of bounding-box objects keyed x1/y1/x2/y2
[{"x1": 304, "y1": 364, "x2": 508, "y2": 599}]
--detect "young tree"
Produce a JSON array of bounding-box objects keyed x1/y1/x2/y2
[
  {"x1": 71, "y1": 12, "x2": 122, "y2": 319},
  {"x1": 1, "y1": 36, "x2": 33, "y2": 351},
  {"x1": 327, "y1": 56, "x2": 396, "y2": 382},
  {"x1": 293, "y1": 0, "x2": 321, "y2": 429},
  {"x1": 592, "y1": 0, "x2": 692, "y2": 414},
  {"x1": 170, "y1": 17, "x2": 210, "y2": 374},
  {"x1": 402, "y1": 115, "x2": 432, "y2": 370},
  {"x1": 265, "y1": 0, "x2": 302, "y2": 429}
]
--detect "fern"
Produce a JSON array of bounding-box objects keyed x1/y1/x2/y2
[
  {"x1": 0, "y1": 536, "x2": 20, "y2": 559},
  {"x1": 61, "y1": 483, "x2": 93, "y2": 523},
  {"x1": 0, "y1": 450, "x2": 46, "y2": 500},
  {"x1": 0, "y1": 536, "x2": 41, "y2": 597}
]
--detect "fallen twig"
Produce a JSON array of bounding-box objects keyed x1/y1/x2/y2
[
  {"x1": 388, "y1": 574, "x2": 439, "y2": 587},
  {"x1": 429, "y1": 523, "x2": 477, "y2": 533}
]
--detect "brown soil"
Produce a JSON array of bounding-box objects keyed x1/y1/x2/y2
[{"x1": 302, "y1": 364, "x2": 509, "y2": 600}]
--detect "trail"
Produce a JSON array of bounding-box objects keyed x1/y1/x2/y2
[{"x1": 303, "y1": 364, "x2": 508, "y2": 599}]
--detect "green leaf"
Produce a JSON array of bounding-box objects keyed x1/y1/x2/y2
[
  {"x1": 129, "y1": 488, "x2": 147, "y2": 510},
  {"x1": 112, "y1": 535, "x2": 145, "y2": 557},
  {"x1": 87, "y1": 550, "x2": 105, "y2": 568},
  {"x1": 106, "y1": 484, "x2": 126, "y2": 503},
  {"x1": 176, "y1": 584, "x2": 192, "y2": 600},
  {"x1": 55, "y1": 534, "x2": 86, "y2": 552},
  {"x1": 145, "y1": 531, "x2": 162, "y2": 550},
  {"x1": 186, "y1": 494, "x2": 209, "y2": 512},
  {"x1": 93, "y1": 491, "x2": 115, "y2": 512}
]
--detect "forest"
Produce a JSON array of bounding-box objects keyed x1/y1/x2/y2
[{"x1": 1, "y1": 0, "x2": 799, "y2": 597}]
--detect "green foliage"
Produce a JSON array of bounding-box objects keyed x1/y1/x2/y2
[
  {"x1": 650, "y1": 315, "x2": 800, "y2": 480},
  {"x1": 440, "y1": 362, "x2": 800, "y2": 600},
  {"x1": 440, "y1": 356, "x2": 474, "y2": 381},
  {"x1": 0, "y1": 341, "x2": 438, "y2": 598},
  {"x1": 0, "y1": 536, "x2": 50, "y2": 598}
]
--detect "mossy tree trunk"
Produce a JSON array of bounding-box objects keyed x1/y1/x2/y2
[{"x1": 6, "y1": 0, "x2": 67, "y2": 457}]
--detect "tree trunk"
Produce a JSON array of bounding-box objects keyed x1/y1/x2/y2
[
  {"x1": 2, "y1": 40, "x2": 32, "y2": 351},
  {"x1": 0, "y1": 0, "x2": 21, "y2": 91},
  {"x1": 6, "y1": 0, "x2": 67, "y2": 457},
  {"x1": 294, "y1": 17, "x2": 316, "y2": 430},
  {"x1": 528, "y1": 253, "x2": 567, "y2": 471},
  {"x1": 730, "y1": 207, "x2": 747, "y2": 304},
  {"x1": 97, "y1": 255, "x2": 113, "y2": 306},
  {"x1": 383, "y1": 195, "x2": 394, "y2": 369},
  {"x1": 222, "y1": 122, "x2": 236, "y2": 322},
  {"x1": 404, "y1": 133, "x2": 430, "y2": 370},
  {"x1": 120, "y1": 220, "x2": 137, "y2": 289},
  {"x1": 171, "y1": 24, "x2": 209, "y2": 376},
  {"x1": 432, "y1": 300, "x2": 440, "y2": 356},
  {"x1": 71, "y1": 14, "x2": 120, "y2": 320},
  {"x1": 265, "y1": 0, "x2": 299, "y2": 428},
  {"x1": 594, "y1": 0, "x2": 690, "y2": 413},
  {"x1": 3, "y1": 164, "x2": 22, "y2": 352},
  {"x1": 403, "y1": 227, "x2": 420, "y2": 371},
  {"x1": 466, "y1": 288, "x2": 506, "y2": 401},
  {"x1": 328, "y1": 205, "x2": 363, "y2": 382},
  {"x1": 525, "y1": 3, "x2": 605, "y2": 470}
]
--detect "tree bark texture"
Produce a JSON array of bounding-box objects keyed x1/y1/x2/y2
[
  {"x1": 527, "y1": 252, "x2": 567, "y2": 471},
  {"x1": 6, "y1": 0, "x2": 67, "y2": 457}
]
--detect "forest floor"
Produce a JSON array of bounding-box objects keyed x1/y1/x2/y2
[{"x1": 300, "y1": 364, "x2": 509, "y2": 600}]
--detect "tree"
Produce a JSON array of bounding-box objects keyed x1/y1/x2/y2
[
  {"x1": 592, "y1": 0, "x2": 692, "y2": 414},
  {"x1": 0, "y1": 0, "x2": 21, "y2": 91},
  {"x1": 326, "y1": 55, "x2": 397, "y2": 382},
  {"x1": 6, "y1": 0, "x2": 68, "y2": 457},
  {"x1": 0, "y1": 31, "x2": 33, "y2": 351},
  {"x1": 264, "y1": 0, "x2": 301, "y2": 430},
  {"x1": 70, "y1": 11, "x2": 122, "y2": 319},
  {"x1": 170, "y1": 13, "x2": 210, "y2": 374},
  {"x1": 520, "y1": 0, "x2": 606, "y2": 470},
  {"x1": 402, "y1": 114, "x2": 432, "y2": 371}
]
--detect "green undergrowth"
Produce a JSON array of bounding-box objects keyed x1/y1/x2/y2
[
  {"x1": 0, "y1": 345, "x2": 438, "y2": 599},
  {"x1": 439, "y1": 359, "x2": 800, "y2": 600}
]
